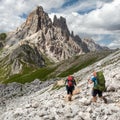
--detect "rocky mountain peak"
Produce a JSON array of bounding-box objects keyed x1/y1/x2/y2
[
  {"x1": 53, "y1": 15, "x2": 70, "y2": 36},
  {"x1": 25, "y1": 6, "x2": 44, "y2": 26},
  {"x1": 53, "y1": 15, "x2": 67, "y2": 29},
  {"x1": 25, "y1": 6, "x2": 52, "y2": 34},
  {"x1": 7, "y1": 5, "x2": 52, "y2": 40},
  {"x1": 83, "y1": 38, "x2": 107, "y2": 51},
  {"x1": 4, "y1": 5, "x2": 108, "y2": 66},
  {"x1": 36, "y1": 6, "x2": 44, "y2": 13}
]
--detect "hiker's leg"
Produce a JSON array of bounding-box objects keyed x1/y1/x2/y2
[
  {"x1": 66, "y1": 86, "x2": 69, "y2": 94},
  {"x1": 71, "y1": 86, "x2": 75, "y2": 95},
  {"x1": 68, "y1": 94, "x2": 72, "y2": 101},
  {"x1": 67, "y1": 87, "x2": 73, "y2": 101},
  {"x1": 69, "y1": 87, "x2": 73, "y2": 101},
  {"x1": 98, "y1": 90, "x2": 107, "y2": 103},
  {"x1": 66, "y1": 86, "x2": 71, "y2": 101},
  {"x1": 92, "y1": 89, "x2": 97, "y2": 102}
]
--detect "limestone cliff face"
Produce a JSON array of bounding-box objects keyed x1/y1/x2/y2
[
  {"x1": 5, "y1": 6, "x2": 90, "y2": 62},
  {"x1": 4, "y1": 6, "x2": 106, "y2": 64},
  {"x1": 0, "y1": 44, "x2": 45, "y2": 76},
  {"x1": 9, "y1": 44, "x2": 45, "y2": 74}
]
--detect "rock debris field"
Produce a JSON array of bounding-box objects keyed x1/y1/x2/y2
[{"x1": 0, "y1": 50, "x2": 120, "y2": 120}]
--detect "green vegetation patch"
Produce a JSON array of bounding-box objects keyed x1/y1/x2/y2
[
  {"x1": 3, "y1": 66, "x2": 57, "y2": 84},
  {"x1": 0, "y1": 33, "x2": 7, "y2": 40},
  {"x1": 58, "y1": 57, "x2": 97, "y2": 77},
  {"x1": 42, "y1": 54, "x2": 54, "y2": 66},
  {"x1": 1, "y1": 50, "x2": 113, "y2": 84}
]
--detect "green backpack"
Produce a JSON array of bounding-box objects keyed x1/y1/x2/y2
[{"x1": 94, "y1": 71, "x2": 106, "y2": 91}]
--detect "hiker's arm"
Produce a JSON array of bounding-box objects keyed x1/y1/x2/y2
[
  {"x1": 65, "y1": 79, "x2": 67, "y2": 85},
  {"x1": 73, "y1": 79, "x2": 77, "y2": 86},
  {"x1": 88, "y1": 79, "x2": 93, "y2": 84}
]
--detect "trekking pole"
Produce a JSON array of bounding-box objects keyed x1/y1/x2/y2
[
  {"x1": 84, "y1": 79, "x2": 89, "y2": 96},
  {"x1": 86, "y1": 79, "x2": 89, "y2": 89}
]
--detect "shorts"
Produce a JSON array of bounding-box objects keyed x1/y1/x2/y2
[
  {"x1": 66, "y1": 86, "x2": 74, "y2": 95},
  {"x1": 92, "y1": 89, "x2": 102, "y2": 97}
]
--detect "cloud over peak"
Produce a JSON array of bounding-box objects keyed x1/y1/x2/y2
[{"x1": 0, "y1": 0, "x2": 120, "y2": 49}]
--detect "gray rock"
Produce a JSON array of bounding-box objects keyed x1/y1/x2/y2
[{"x1": 0, "y1": 36, "x2": 120, "y2": 120}]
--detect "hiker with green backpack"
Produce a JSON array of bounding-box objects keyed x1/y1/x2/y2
[{"x1": 88, "y1": 71, "x2": 107, "y2": 103}]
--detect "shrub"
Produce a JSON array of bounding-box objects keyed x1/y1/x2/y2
[{"x1": 0, "y1": 33, "x2": 7, "y2": 40}]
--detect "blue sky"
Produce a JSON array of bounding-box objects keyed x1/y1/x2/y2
[{"x1": 0, "y1": 0, "x2": 120, "y2": 49}]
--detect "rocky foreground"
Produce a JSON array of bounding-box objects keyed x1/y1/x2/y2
[{"x1": 0, "y1": 50, "x2": 120, "y2": 120}]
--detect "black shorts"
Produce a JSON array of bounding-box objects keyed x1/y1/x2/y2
[
  {"x1": 66, "y1": 86, "x2": 74, "y2": 95},
  {"x1": 92, "y1": 89, "x2": 102, "y2": 97}
]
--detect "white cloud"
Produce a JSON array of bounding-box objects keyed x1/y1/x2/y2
[
  {"x1": 66, "y1": 0, "x2": 120, "y2": 33},
  {"x1": 58, "y1": 0, "x2": 120, "y2": 48},
  {"x1": 109, "y1": 34, "x2": 120, "y2": 49},
  {"x1": 0, "y1": 0, "x2": 120, "y2": 49},
  {"x1": 108, "y1": 39, "x2": 120, "y2": 49},
  {"x1": 0, "y1": 0, "x2": 65, "y2": 32}
]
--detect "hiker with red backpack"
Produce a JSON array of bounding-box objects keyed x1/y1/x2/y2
[
  {"x1": 65, "y1": 75, "x2": 76, "y2": 101},
  {"x1": 88, "y1": 71, "x2": 107, "y2": 103}
]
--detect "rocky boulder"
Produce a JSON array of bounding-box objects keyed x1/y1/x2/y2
[{"x1": 0, "y1": 50, "x2": 120, "y2": 120}]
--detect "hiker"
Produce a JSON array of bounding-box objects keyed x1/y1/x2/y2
[
  {"x1": 65, "y1": 75, "x2": 76, "y2": 101},
  {"x1": 88, "y1": 71, "x2": 107, "y2": 103}
]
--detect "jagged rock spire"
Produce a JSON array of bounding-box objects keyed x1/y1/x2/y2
[
  {"x1": 53, "y1": 15, "x2": 70, "y2": 36},
  {"x1": 36, "y1": 6, "x2": 44, "y2": 14},
  {"x1": 12, "y1": 5, "x2": 52, "y2": 39},
  {"x1": 25, "y1": 5, "x2": 52, "y2": 33}
]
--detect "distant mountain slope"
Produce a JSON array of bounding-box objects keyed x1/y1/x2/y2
[
  {"x1": 0, "y1": 6, "x2": 109, "y2": 83},
  {"x1": 1, "y1": 50, "x2": 113, "y2": 84},
  {"x1": 83, "y1": 38, "x2": 109, "y2": 51}
]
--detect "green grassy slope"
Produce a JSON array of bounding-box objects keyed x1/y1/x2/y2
[{"x1": 1, "y1": 50, "x2": 113, "y2": 84}]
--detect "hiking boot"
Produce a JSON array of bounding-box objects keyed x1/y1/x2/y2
[
  {"x1": 103, "y1": 97, "x2": 107, "y2": 104},
  {"x1": 92, "y1": 97, "x2": 97, "y2": 102},
  {"x1": 68, "y1": 96, "x2": 71, "y2": 101}
]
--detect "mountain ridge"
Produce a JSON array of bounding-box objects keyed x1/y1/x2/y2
[
  {"x1": 0, "y1": 5, "x2": 110, "y2": 83},
  {"x1": 4, "y1": 6, "x2": 107, "y2": 61}
]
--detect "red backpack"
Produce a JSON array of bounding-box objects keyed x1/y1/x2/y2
[{"x1": 67, "y1": 76, "x2": 74, "y2": 87}]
